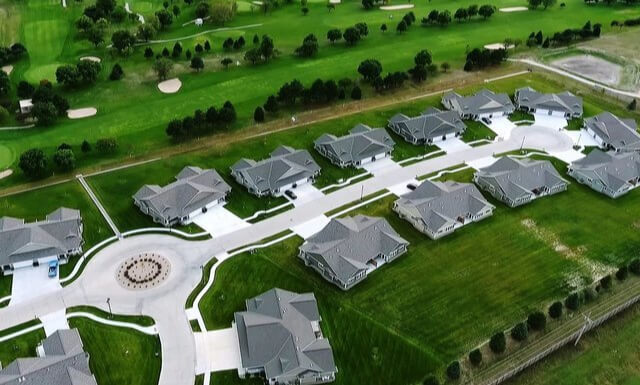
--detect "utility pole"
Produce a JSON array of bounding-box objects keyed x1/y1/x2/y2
[{"x1": 360, "y1": 185, "x2": 364, "y2": 201}]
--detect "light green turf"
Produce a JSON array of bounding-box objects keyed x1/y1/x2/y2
[{"x1": 0, "y1": 328, "x2": 46, "y2": 368}]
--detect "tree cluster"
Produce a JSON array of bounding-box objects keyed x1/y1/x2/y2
[
  {"x1": 55, "y1": 60, "x2": 102, "y2": 87},
  {"x1": 396, "y1": 12, "x2": 416, "y2": 33},
  {"x1": 27, "y1": 83, "x2": 70, "y2": 127},
  {"x1": 528, "y1": 0, "x2": 557, "y2": 9},
  {"x1": 295, "y1": 34, "x2": 319, "y2": 57},
  {"x1": 0, "y1": 43, "x2": 27, "y2": 66},
  {"x1": 611, "y1": 16, "x2": 640, "y2": 28},
  {"x1": 83, "y1": 0, "x2": 121, "y2": 22},
  {"x1": 464, "y1": 47, "x2": 507, "y2": 71},
  {"x1": 223, "y1": 36, "x2": 245, "y2": 51},
  {"x1": 244, "y1": 35, "x2": 276, "y2": 64},
  {"x1": 342, "y1": 22, "x2": 369, "y2": 46},
  {"x1": 166, "y1": 101, "x2": 236, "y2": 140},
  {"x1": 528, "y1": 21, "x2": 601, "y2": 48},
  {"x1": 408, "y1": 49, "x2": 436, "y2": 83},
  {"x1": 422, "y1": 5, "x2": 495, "y2": 27}
]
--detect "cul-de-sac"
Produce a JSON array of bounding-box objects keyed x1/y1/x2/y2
[{"x1": 1, "y1": 0, "x2": 640, "y2": 384}]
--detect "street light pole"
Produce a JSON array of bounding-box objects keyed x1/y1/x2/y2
[{"x1": 106, "y1": 297, "x2": 113, "y2": 319}]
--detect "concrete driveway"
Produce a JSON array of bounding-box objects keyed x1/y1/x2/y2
[
  {"x1": 534, "y1": 114, "x2": 567, "y2": 130},
  {"x1": 435, "y1": 138, "x2": 472, "y2": 153},
  {"x1": 193, "y1": 205, "x2": 250, "y2": 237},
  {"x1": 9, "y1": 265, "x2": 61, "y2": 306},
  {"x1": 485, "y1": 117, "x2": 517, "y2": 139},
  {"x1": 361, "y1": 157, "x2": 401, "y2": 176},
  {"x1": 194, "y1": 328, "x2": 242, "y2": 374},
  {"x1": 468, "y1": 156, "x2": 498, "y2": 170},
  {"x1": 563, "y1": 129, "x2": 601, "y2": 148},
  {"x1": 285, "y1": 183, "x2": 324, "y2": 207},
  {"x1": 291, "y1": 215, "x2": 330, "y2": 239}
]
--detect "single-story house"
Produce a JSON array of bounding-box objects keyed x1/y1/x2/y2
[
  {"x1": 298, "y1": 215, "x2": 409, "y2": 290},
  {"x1": 0, "y1": 329, "x2": 97, "y2": 385},
  {"x1": 231, "y1": 146, "x2": 321, "y2": 197},
  {"x1": 0, "y1": 208, "x2": 83, "y2": 274},
  {"x1": 233, "y1": 288, "x2": 337, "y2": 385},
  {"x1": 314, "y1": 124, "x2": 395, "y2": 168},
  {"x1": 473, "y1": 157, "x2": 569, "y2": 207},
  {"x1": 568, "y1": 149, "x2": 640, "y2": 198},
  {"x1": 584, "y1": 112, "x2": 640, "y2": 152},
  {"x1": 388, "y1": 107, "x2": 467, "y2": 144},
  {"x1": 133, "y1": 166, "x2": 231, "y2": 227},
  {"x1": 441, "y1": 89, "x2": 515, "y2": 120},
  {"x1": 19, "y1": 99, "x2": 33, "y2": 114},
  {"x1": 393, "y1": 179, "x2": 494, "y2": 239},
  {"x1": 514, "y1": 87, "x2": 583, "y2": 118}
]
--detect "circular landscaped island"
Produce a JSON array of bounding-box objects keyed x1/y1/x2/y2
[{"x1": 116, "y1": 253, "x2": 172, "y2": 290}]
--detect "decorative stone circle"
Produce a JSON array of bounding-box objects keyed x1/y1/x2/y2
[{"x1": 116, "y1": 253, "x2": 171, "y2": 290}]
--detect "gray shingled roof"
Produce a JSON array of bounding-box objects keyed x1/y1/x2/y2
[
  {"x1": 475, "y1": 157, "x2": 568, "y2": 202},
  {"x1": 442, "y1": 89, "x2": 515, "y2": 117},
  {"x1": 231, "y1": 146, "x2": 320, "y2": 195},
  {"x1": 515, "y1": 87, "x2": 583, "y2": 116},
  {"x1": 133, "y1": 166, "x2": 231, "y2": 223},
  {"x1": 388, "y1": 107, "x2": 466, "y2": 142},
  {"x1": 234, "y1": 288, "x2": 336, "y2": 383},
  {"x1": 314, "y1": 124, "x2": 395, "y2": 165},
  {"x1": 395, "y1": 180, "x2": 494, "y2": 234},
  {"x1": 569, "y1": 149, "x2": 640, "y2": 193},
  {"x1": 584, "y1": 112, "x2": 640, "y2": 151},
  {"x1": 0, "y1": 329, "x2": 97, "y2": 385},
  {"x1": 0, "y1": 208, "x2": 83, "y2": 268},
  {"x1": 299, "y1": 215, "x2": 409, "y2": 285}
]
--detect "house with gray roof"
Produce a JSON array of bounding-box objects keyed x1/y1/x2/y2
[
  {"x1": 442, "y1": 89, "x2": 515, "y2": 120},
  {"x1": 0, "y1": 208, "x2": 83, "y2": 274},
  {"x1": 0, "y1": 329, "x2": 97, "y2": 385},
  {"x1": 388, "y1": 107, "x2": 467, "y2": 144},
  {"x1": 133, "y1": 166, "x2": 231, "y2": 227},
  {"x1": 584, "y1": 112, "x2": 640, "y2": 152},
  {"x1": 473, "y1": 157, "x2": 569, "y2": 207},
  {"x1": 298, "y1": 215, "x2": 409, "y2": 290},
  {"x1": 393, "y1": 180, "x2": 494, "y2": 239},
  {"x1": 515, "y1": 87, "x2": 583, "y2": 118},
  {"x1": 231, "y1": 146, "x2": 321, "y2": 197},
  {"x1": 233, "y1": 288, "x2": 337, "y2": 385},
  {"x1": 314, "y1": 124, "x2": 395, "y2": 168},
  {"x1": 568, "y1": 149, "x2": 640, "y2": 198}
]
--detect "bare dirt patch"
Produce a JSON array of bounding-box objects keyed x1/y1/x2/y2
[
  {"x1": 380, "y1": 4, "x2": 414, "y2": 10},
  {"x1": 521, "y1": 218, "x2": 614, "y2": 283},
  {"x1": 552, "y1": 55, "x2": 622, "y2": 86},
  {"x1": 158, "y1": 78, "x2": 182, "y2": 94}
]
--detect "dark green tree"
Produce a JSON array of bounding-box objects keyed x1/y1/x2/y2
[
  {"x1": 254, "y1": 106, "x2": 265, "y2": 122},
  {"x1": 19, "y1": 148, "x2": 47, "y2": 178},
  {"x1": 489, "y1": 331, "x2": 506, "y2": 354},
  {"x1": 548, "y1": 301, "x2": 563, "y2": 319},
  {"x1": 511, "y1": 322, "x2": 528, "y2": 341}
]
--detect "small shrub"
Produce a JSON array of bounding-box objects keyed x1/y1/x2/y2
[
  {"x1": 548, "y1": 301, "x2": 563, "y2": 319},
  {"x1": 446, "y1": 361, "x2": 461, "y2": 380},
  {"x1": 423, "y1": 375, "x2": 439, "y2": 385},
  {"x1": 489, "y1": 331, "x2": 506, "y2": 354},
  {"x1": 510, "y1": 322, "x2": 528, "y2": 341},
  {"x1": 527, "y1": 311, "x2": 546, "y2": 331},
  {"x1": 583, "y1": 287, "x2": 597, "y2": 303},
  {"x1": 468, "y1": 348, "x2": 482, "y2": 366},
  {"x1": 96, "y1": 138, "x2": 118, "y2": 153},
  {"x1": 600, "y1": 274, "x2": 612, "y2": 289},
  {"x1": 565, "y1": 292, "x2": 580, "y2": 311},
  {"x1": 616, "y1": 265, "x2": 629, "y2": 281},
  {"x1": 629, "y1": 258, "x2": 640, "y2": 275}
]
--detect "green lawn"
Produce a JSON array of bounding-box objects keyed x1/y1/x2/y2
[
  {"x1": 69, "y1": 317, "x2": 162, "y2": 385},
  {"x1": 66, "y1": 305, "x2": 156, "y2": 326},
  {"x1": 0, "y1": 327, "x2": 46, "y2": 368},
  {"x1": 462, "y1": 120, "x2": 497, "y2": 142},
  {"x1": 198, "y1": 158, "x2": 640, "y2": 383},
  {"x1": 507, "y1": 304, "x2": 640, "y2": 385},
  {"x1": 0, "y1": 274, "x2": 11, "y2": 301},
  {"x1": 0, "y1": 180, "x2": 112, "y2": 288},
  {"x1": 1, "y1": 0, "x2": 639, "y2": 187}
]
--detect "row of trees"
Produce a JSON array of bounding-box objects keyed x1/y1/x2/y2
[
  {"x1": 244, "y1": 35, "x2": 276, "y2": 64},
  {"x1": 421, "y1": 4, "x2": 495, "y2": 27},
  {"x1": 585, "y1": 0, "x2": 639, "y2": 5},
  {"x1": 525, "y1": 22, "x2": 602, "y2": 49},
  {"x1": 166, "y1": 101, "x2": 237, "y2": 140},
  {"x1": 55, "y1": 61, "x2": 102, "y2": 88},
  {"x1": 463, "y1": 47, "x2": 507, "y2": 71},
  {"x1": 0, "y1": 43, "x2": 27, "y2": 66},
  {"x1": 528, "y1": 0, "x2": 557, "y2": 9},
  {"x1": 18, "y1": 138, "x2": 117, "y2": 178},
  {"x1": 611, "y1": 16, "x2": 640, "y2": 28},
  {"x1": 20, "y1": 83, "x2": 70, "y2": 127}
]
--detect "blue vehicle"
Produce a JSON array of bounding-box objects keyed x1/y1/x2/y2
[{"x1": 48, "y1": 260, "x2": 59, "y2": 278}]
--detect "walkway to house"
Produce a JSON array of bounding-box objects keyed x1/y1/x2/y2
[
  {"x1": 40, "y1": 309, "x2": 69, "y2": 336},
  {"x1": 77, "y1": 174, "x2": 120, "y2": 237},
  {"x1": 193, "y1": 204, "x2": 250, "y2": 238}
]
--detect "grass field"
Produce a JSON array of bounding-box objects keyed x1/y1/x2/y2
[
  {"x1": 1, "y1": 0, "x2": 638, "y2": 186},
  {"x1": 69, "y1": 317, "x2": 162, "y2": 385},
  {"x1": 67, "y1": 305, "x2": 156, "y2": 326},
  {"x1": 507, "y1": 304, "x2": 640, "y2": 385},
  {"x1": 198, "y1": 156, "x2": 640, "y2": 383},
  {"x1": 0, "y1": 327, "x2": 46, "y2": 368}
]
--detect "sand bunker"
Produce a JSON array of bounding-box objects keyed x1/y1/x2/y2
[
  {"x1": 499, "y1": 6, "x2": 527, "y2": 12},
  {"x1": 67, "y1": 107, "x2": 97, "y2": 119},
  {"x1": 0, "y1": 169, "x2": 12, "y2": 180},
  {"x1": 251, "y1": 1, "x2": 263, "y2": 4},
  {"x1": 1, "y1": 65, "x2": 12, "y2": 75},
  {"x1": 380, "y1": 4, "x2": 414, "y2": 10},
  {"x1": 158, "y1": 78, "x2": 182, "y2": 94},
  {"x1": 329, "y1": 0, "x2": 341, "y2": 4},
  {"x1": 484, "y1": 43, "x2": 515, "y2": 50},
  {"x1": 553, "y1": 54, "x2": 622, "y2": 86},
  {"x1": 80, "y1": 56, "x2": 102, "y2": 63}
]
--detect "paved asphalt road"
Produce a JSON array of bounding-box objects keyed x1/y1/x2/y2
[{"x1": 0, "y1": 124, "x2": 574, "y2": 385}]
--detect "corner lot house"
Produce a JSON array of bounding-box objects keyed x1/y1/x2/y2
[
  {"x1": 441, "y1": 89, "x2": 515, "y2": 120},
  {"x1": 568, "y1": 149, "x2": 640, "y2": 198},
  {"x1": 0, "y1": 208, "x2": 83, "y2": 274},
  {"x1": 298, "y1": 215, "x2": 409, "y2": 290},
  {"x1": 514, "y1": 87, "x2": 583, "y2": 118},
  {"x1": 393, "y1": 180, "x2": 494, "y2": 239},
  {"x1": 584, "y1": 112, "x2": 640, "y2": 152},
  {"x1": 133, "y1": 166, "x2": 231, "y2": 227},
  {"x1": 231, "y1": 146, "x2": 321, "y2": 197},
  {"x1": 388, "y1": 107, "x2": 467, "y2": 144},
  {"x1": 314, "y1": 124, "x2": 395, "y2": 168},
  {"x1": 233, "y1": 288, "x2": 337, "y2": 385},
  {"x1": 0, "y1": 329, "x2": 97, "y2": 385},
  {"x1": 474, "y1": 157, "x2": 569, "y2": 207}
]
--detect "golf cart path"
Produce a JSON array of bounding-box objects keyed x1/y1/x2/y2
[{"x1": 125, "y1": 2, "x2": 145, "y2": 23}]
